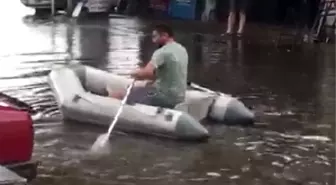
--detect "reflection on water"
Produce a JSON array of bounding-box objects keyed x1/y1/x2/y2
[
  {"x1": 316, "y1": 46, "x2": 335, "y2": 140},
  {"x1": 76, "y1": 17, "x2": 110, "y2": 68},
  {"x1": 0, "y1": 2, "x2": 335, "y2": 185}
]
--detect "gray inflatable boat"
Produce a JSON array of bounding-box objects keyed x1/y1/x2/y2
[
  {"x1": 48, "y1": 64, "x2": 254, "y2": 140},
  {"x1": 0, "y1": 165, "x2": 27, "y2": 185}
]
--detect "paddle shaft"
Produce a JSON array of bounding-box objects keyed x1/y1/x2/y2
[
  {"x1": 72, "y1": 0, "x2": 86, "y2": 17},
  {"x1": 106, "y1": 80, "x2": 135, "y2": 136},
  {"x1": 189, "y1": 82, "x2": 234, "y2": 98},
  {"x1": 189, "y1": 83, "x2": 223, "y2": 95}
]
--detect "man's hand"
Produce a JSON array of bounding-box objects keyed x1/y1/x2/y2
[
  {"x1": 130, "y1": 70, "x2": 141, "y2": 80},
  {"x1": 137, "y1": 61, "x2": 146, "y2": 68},
  {"x1": 130, "y1": 62, "x2": 156, "y2": 81}
]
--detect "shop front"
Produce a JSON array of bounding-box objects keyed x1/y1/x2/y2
[{"x1": 145, "y1": 0, "x2": 321, "y2": 26}]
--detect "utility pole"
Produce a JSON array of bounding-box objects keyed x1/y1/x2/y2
[
  {"x1": 67, "y1": 0, "x2": 73, "y2": 16},
  {"x1": 51, "y1": 0, "x2": 55, "y2": 15}
]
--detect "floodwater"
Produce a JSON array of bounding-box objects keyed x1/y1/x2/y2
[{"x1": 1, "y1": 2, "x2": 335, "y2": 185}]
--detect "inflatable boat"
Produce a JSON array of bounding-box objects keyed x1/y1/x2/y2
[
  {"x1": 0, "y1": 165, "x2": 26, "y2": 185},
  {"x1": 48, "y1": 64, "x2": 254, "y2": 140}
]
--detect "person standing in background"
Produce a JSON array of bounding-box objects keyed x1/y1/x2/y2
[{"x1": 225, "y1": 0, "x2": 249, "y2": 37}]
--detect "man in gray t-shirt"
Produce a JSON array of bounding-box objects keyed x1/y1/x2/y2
[{"x1": 108, "y1": 24, "x2": 188, "y2": 108}]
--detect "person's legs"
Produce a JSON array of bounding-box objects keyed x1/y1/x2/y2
[
  {"x1": 125, "y1": 86, "x2": 156, "y2": 105},
  {"x1": 107, "y1": 86, "x2": 176, "y2": 108},
  {"x1": 237, "y1": 11, "x2": 246, "y2": 34},
  {"x1": 107, "y1": 88, "x2": 125, "y2": 100},
  {"x1": 107, "y1": 86, "x2": 152, "y2": 102},
  {"x1": 107, "y1": 86, "x2": 159, "y2": 105},
  {"x1": 127, "y1": 87, "x2": 176, "y2": 108},
  {"x1": 237, "y1": 0, "x2": 248, "y2": 35},
  {"x1": 226, "y1": 0, "x2": 237, "y2": 34}
]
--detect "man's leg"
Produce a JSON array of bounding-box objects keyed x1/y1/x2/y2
[
  {"x1": 125, "y1": 86, "x2": 156, "y2": 105},
  {"x1": 106, "y1": 86, "x2": 151, "y2": 103},
  {"x1": 106, "y1": 86, "x2": 125, "y2": 100},
  {"x1": 226, "y1": 0, "x2": 236, "y2": 34},
  {"x1": 107, "y1": 86, "x2": 175, "y2": 108}
]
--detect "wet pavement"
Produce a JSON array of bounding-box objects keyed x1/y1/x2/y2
[{"x1": 1, "y1": 2, "x2": 335, "y2": 185}]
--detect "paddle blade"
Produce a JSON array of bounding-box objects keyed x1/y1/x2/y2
[
  {"x1": 90, "y1": 134, "x2": 111, "y2": 155},
  {"x1": 72, "y1": 2, "x2": 84, "y2": 17}
]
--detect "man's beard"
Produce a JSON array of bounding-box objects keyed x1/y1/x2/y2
[{"x1": 157, "y1": 44, "x2": 164, "y2": 48}]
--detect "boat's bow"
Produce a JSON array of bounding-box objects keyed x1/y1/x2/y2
[{"x1": 175, "y1": 113, "x2": 209, "y2": 141}]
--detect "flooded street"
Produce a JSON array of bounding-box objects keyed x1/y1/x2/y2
[{"x1": 1, "y1": 2, "x2": 335, "y2": 185}]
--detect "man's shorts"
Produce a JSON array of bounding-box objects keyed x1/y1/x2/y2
[
  {"x1": 126, "y1": 86, "x2": 175, "y2": 108},
  {"x1": 229, "y1": 0, "x2": 249, "y2": 12}
]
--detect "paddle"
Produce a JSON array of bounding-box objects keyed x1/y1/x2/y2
[
  {"x1": 90, "y1": 79, "x2": 135, "y2": 155},
  {"x1": 188, "y1": 82, "x2": 225, "y2": 96},
  {"x1": 72, "y1": 0, "x2": 86, "y2": 18}
]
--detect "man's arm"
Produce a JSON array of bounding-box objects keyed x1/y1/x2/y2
[
  {"x1": 131, "y1": 50, "x2": 166, "y2": 81},
  {"x1": 130, "y1": 62, "x2": 156, "y2": 81}
]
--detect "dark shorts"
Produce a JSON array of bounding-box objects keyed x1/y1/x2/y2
[
  {"x1": 229, "y1": 0, "x2": 249, "y2": 12},
  {"x1": 126, "y1": 86, "x2": 175, "y2": 108}
]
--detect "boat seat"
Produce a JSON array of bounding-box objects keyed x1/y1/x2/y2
[
  {"x1": 174, "y1": 102, "x2": 188, "y2": 112},
  {"x1": 175, "y1": 90, "x2": 216, "y2": 121}
]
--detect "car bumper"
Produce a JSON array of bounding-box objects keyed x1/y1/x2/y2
[{"x1": 4, "y1": 160, "x2": 39, "y2": 182}]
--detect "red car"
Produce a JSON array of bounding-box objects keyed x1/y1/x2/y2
[{"x1": 0, "y1": 93, "x2": 38, "y2": 183}]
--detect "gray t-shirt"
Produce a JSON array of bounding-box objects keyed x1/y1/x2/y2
[{"x1": 150, "y1": 41, "x2": 188, "y2": 106}]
